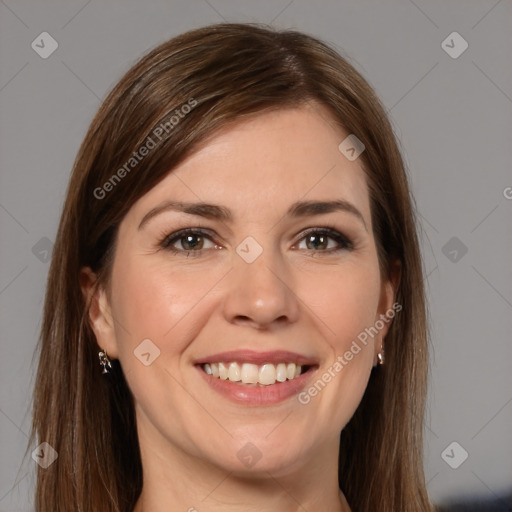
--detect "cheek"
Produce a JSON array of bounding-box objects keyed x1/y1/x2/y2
[
  {"x1": 300, "y1": 256, "x2": 382, "y2": 351},
  {"x1": 107, "y1": 255, "x2": 211, "y2": 432},
  {"x1": 297, "y1": 257, "x2": 380, "y2": 429},
  {"x1": 110, "y1": 253, "x2": 224, "y2": 358}
]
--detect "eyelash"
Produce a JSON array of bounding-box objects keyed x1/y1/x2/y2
[{"x1": 157, "y1": 226, "x2": 354, "y2": 257}]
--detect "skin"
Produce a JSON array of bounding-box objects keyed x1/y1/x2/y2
[{"x1": 81, "y1": 103, "x2": 400, "y2": 512}]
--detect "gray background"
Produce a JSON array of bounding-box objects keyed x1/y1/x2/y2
[{"x1": 1, "y1": 1, "x2": 511, "y2": 510}]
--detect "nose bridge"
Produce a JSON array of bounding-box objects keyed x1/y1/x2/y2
[{"x1": 223, "y1": 233, "x2": 299, "y2": 327}]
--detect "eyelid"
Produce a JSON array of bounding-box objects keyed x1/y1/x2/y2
[
  {"x1": 157, "y1": 225, "x2": 354, "y2": 255},
  {"x1": 294, "y1": 225, "x2": 352, "y2": 243},
  {"x1": 292, "y1": 226, "x2": 354, "y2": 253},
  {"x1": 158, "y1": 227, "x2": 219, "y2": 251}
]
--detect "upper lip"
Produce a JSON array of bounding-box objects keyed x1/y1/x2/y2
[{"x1": 193, "y1": 349, "x2": 318, "y2": 366}]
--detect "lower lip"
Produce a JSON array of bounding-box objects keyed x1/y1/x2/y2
[{"x1": 195, "y1": 365, "x2": 317, "y2": 406}]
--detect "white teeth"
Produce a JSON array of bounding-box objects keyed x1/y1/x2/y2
[
  {"x1": 218, "y1": 362, "x2": 228, "y2": 380},
  {"x1": 258, "y1": 364, "x2": 276, "y2": 385},
  {"x1": 228, "y1": 362, "x2": 241, "y2": 382},
  {"x1": 241, "y1": 363, "x2": 258, "y2": 384},
  {"x1": 276, "y1": 363, "x2": 287, "y2": 382},
  {"x1": 203, "y1": 362, "x2": 305, "y2": 385}
]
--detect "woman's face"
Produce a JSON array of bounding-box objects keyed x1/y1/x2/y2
[{"x1": 84, "y1": 103, "x2": 397, "y2": 478}]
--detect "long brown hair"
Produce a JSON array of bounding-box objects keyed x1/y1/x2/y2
[{"x1": 30, "y1": 22, "x2": 433, "y2": 511}]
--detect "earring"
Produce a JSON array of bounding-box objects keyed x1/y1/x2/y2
[
  {"x1": 377, "y1": 346, "x2": 385, "y2": 366},
  {"x1": 98, "y1": 349, "x2": 112, "y2": 374}
]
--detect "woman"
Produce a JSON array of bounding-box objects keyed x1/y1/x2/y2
[{"x1": 30, "y1": 22, "x2": 434, "y2": 511}]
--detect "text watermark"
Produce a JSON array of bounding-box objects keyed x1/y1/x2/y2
[
  {"x1": 298, "y1": 301, "x2": 402, "y2": 404},
  {"x1": 93, "y1": 97, "x2": 198, "y2": 200}
]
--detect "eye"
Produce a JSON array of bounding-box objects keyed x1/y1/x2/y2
[
  {"x1": 295, "y1": 228, "x2": 353, "y2": 253},
  {"x1": 159, "y1": 228, "x2": 217, "y2": 257},
  {"x1": 158, "y1": 226, "x2": 353, "y2": 257}
]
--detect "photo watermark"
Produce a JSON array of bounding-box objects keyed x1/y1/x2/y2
[
  {"x1": 93, "y1": 97, "x2": 198, "y2": 200},
  {"x1": 298, "y1": 301, "x2": 402, "y2": 405}
]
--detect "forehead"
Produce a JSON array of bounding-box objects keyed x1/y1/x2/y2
[{"x1": 126, "y1": 104, "x2": 371, "y2": 228}]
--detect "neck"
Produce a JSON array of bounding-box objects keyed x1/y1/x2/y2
[{"x1": 134, "y1": 473, "x2": 351, "y2": 512}]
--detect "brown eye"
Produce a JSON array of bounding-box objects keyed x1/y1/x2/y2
[
  {"x1": 296, "y1": 228, "x2": 352, "y2": 253},
  {"x1": 160, "y1": 229, "x2": 216, "y2": 256},
  {"x1": 305, "y1": 233, "x2": 329, "y2": 250},
  {"x1": 179, "y1": 234, "x2": 204, "y2": 251}
]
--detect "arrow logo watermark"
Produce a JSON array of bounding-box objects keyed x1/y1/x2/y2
[
  {"x1": 338, "y1": 134, "x2": 365, "y2": 161},
  {"x1": 236, "y1": 236, "x2": 263, "y2": 264},
  {"x1": 441, "y1": 31, "x2": 468, "y2": 59},
  {"x1": 31, "y1": 236, "x2": 53, "y2": 263},
  {"x1": 441, "y1": 441, "x2": 468, "y2": 469},
  {"x1": 237, "y1": 442, "x2": 262, "y2": 468},
  {"x1": 134, "y1": 338, "x2": 161, "y2": 366},
  {"x1": 442, "y1": 236, "x2": 468, "y2": 263},
  {"x1": 31, "y1": 441, "x2": 58, "y2": 468},
  {"x1": 31, "y1": 32, "x2": 58, "y2": 59}
]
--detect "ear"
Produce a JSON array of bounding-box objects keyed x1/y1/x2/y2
[
  {"x1": 373, "y1": 259, "x2": 401, "y2": 364},
  {"x1": 79, "y1": 266, "x2": 119, "y2": 359}
]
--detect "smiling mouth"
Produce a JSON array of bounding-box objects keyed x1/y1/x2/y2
[{"x1": 199, "y1": 361, "x2": 315, "y2": 386}]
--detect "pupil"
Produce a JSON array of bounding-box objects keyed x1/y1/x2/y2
[
  {"x1": 309, "y1": 234, "x2": 326, "y2": 250},
  {"x1": 184, "y1": 235, "x2": 201, "y2": 250}
]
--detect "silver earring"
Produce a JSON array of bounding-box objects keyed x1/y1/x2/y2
[
  {"x1": 377, "y1": 347, "x2": 385, "y2": 365},
  {"x1": 98, "y1": 349, "x2": 112, "y2": 374}
]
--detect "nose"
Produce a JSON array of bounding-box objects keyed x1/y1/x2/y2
[{"x1": 222, "y1": 243, "x2": 300, "y2": 330}]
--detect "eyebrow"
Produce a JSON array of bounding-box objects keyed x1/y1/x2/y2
[{"x1": 138, "y1": 199, "x2": 368, "y2": 232}]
